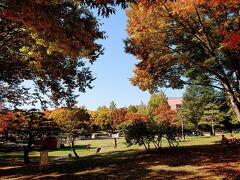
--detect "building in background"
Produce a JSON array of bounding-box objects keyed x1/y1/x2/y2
[{"x1": 168, "y1": 97, "x2": 182, "y2": 111}]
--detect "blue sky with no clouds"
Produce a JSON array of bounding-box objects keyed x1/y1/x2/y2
[{"x1": 76, "y1": 8, "x2": 184, "y2": 110}]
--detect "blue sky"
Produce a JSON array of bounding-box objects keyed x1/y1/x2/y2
[{"x1": 76, "y1": 8, "x2": 184, "y2": 110}]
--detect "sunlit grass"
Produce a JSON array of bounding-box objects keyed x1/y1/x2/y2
[
  {"x1": 2, "y1": 133, "x2": 239, "y2": 161},
  {"x1": 1, "y1": 134, "x2": 240, "y2": 179}
]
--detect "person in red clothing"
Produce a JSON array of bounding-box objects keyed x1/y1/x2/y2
[
  {"x1": 230, "y1": 133, "x2": 237, "y2": 144},
  {"x1": 221, "y1": 135, "x2": 229, "y2": 144}
]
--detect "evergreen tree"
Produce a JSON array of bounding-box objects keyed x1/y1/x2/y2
[
  {"x1": 200, "y1": 103, "x2": 224, "y2": 136},
  {"x1": 109, "y1": 101, "x2": 117, "y2": 110},
  {"x1": 181, "y1": 80, "x2": 218, "y2": 131}
]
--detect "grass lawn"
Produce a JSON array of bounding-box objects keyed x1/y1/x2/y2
[{"x1": 1, "y1": 134, "x2": 240, "y2": 179}]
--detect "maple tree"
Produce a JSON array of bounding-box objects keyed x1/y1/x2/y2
[
  {"x1": 125, "y1": 0, "x2": 240, "y2": 122},
  {"x1": 0, "y1": 111, "x2": 15, "y2": 142},
  {"x1": 127, "y1": 105, "x2": 138, "y2": 113},
  {"x1": 153, "y1": 101, "x2": 179, "y2": 148},
  {"x1": 0, "y1": 0, "x2": 105, "y2": 107},
  {"x1": 109, "y1": 108, "x2": 127, "y2": 130},
  {"x1": 0, "y1": 0, "x2": 156, "y2": 108},
  {"x1": 124, "y1": 111, "x2": 148, "y2": 122},
  {"x1": 3, "y1": 109, "x2": 59, "y2": 164},
  {"x1": 48, "y1": 107, "x2": 90, "y2": 158}
]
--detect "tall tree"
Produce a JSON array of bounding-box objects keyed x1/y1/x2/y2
[
  {"x1": 125, "y1": 0, "x2": 240, "y2": 122},
  {"x1": 4, "y1": 109, "x2": 59, "y2": 164},
  {"x1": 200, "y1": 103, "x2": 223, "y2": 136},
  {"x1": 153, "y1": 103, "x2": 179, "y2": 148},
  {"x1": 48, "y1": 107, "x2": 90, "y2": 158},
  {"x1": 180, "y1": 81, "x2": 218, "y2": 130}
]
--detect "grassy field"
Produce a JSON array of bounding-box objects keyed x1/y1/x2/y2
[{"x1": 1, "y1": 134, "x2": 240, "y2": 179}]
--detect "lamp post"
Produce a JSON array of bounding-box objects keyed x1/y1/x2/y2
[
  {"x1": 177, "y1": 106, "x2": 185, "y2": 141},
  {"x1": 181, "y1": 115, "x2": 184, "y2": 139}
]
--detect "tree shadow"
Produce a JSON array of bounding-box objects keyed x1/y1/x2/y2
[
  {"x1": 48, "y1": 145, "x2": 97, "y2": 152},
  {"x1": 1, "y1": 144, "x2": 240, "y2": 179}
]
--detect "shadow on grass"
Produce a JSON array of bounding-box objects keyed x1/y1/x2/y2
[
  {"x1": 1, "y1": 144, "x2": 240, "y2": 179},
  {"x1": 48, "y1": 145, "x2": 97, "y2": 152}
]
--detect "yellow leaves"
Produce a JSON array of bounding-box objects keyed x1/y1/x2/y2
[
  {"x1": 35, "y1": 38, "x2": 45, "y2": 46},
  {"x1": 31, "y1": 33, "x2": 46, "y2": 47},
  {"x1": 19, "y1": 46, "x2": 30, "y2": 53},
  {"x1": 19, "y1": 46, "x2": 34, "y2": 61}
]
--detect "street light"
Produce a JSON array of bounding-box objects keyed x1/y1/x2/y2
[{"x1": 177, "y1": 107, "x2": 185, "y2": 141}]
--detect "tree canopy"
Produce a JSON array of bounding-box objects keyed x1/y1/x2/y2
[
  {"x1": 2, "y1": 109, "x2": 59, "y2": 163},
  {"x1": 48, "y1": 107, "x2": 90, "y2": 158},
  {"x1": 1, "y1": 0, "x2": 105, "y2": 108},
  {"x1": 125, "y1": 0, "x2": 240, "y2": 122},
  {"x1": 180, "y1": 79, "x2": 218, "y2": 130},
  {"x1": 147, "y1": 91, "x2": 169, "y2": 118}
]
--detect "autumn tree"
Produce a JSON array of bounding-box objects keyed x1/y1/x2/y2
[
  {"x1": 1, "y1": 1, "x2": 106, "y2": 108},
  {"x1": 127, "y1": 105, "x2": 138, "y2": 113},
  {"x1": 109, "y1": 108, "x2": 127, "y2": 130},
  {"x1": 153, "y1": 102, "x2": 179, "y2": 148},
  {"x1": 125, "y1": 0, "x2": 240, "y2": 122},
  {"x1": 136, "y1": 101, "x2": 147, "y2": 115},
  {"x1": 49, "y1": 107, "x2": 90, "y2": 158},
  {"x1": 92, "y1": 106, "x2": 111, "y2": 131},
  {"x1": 0, "y1": 111, "x2": 15, "y2": 142},
  {"x1": 1, "y1": 0, "x2": 156, "y2": 108},
  {"x1": 117, "y1": 109, "x2": 147, "y2": 133},
  {"x1": 5, "y1": 109, "x2": 59, "y2": 164},
  {"x1": 147, "y1": 91, "x2": 168, "y2": 119},
  {"x1": 125, "y1": 102, "x2": 179, "y2": 151},
  {"x1": 124, "y1": 111, "x2": 148, "y2": 122}
]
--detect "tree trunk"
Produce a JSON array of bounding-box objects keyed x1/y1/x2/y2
[
  {"x1": 211, "y1": 120, "x2": 215, "y2": 136},
  {"x1": 141, "y1": 138, "x2": 149, "y2": 152},
  {"x1": 228, "y1": 94, "x2": 240, "y2": 122},
  {"x1": 24, "y1": 145, "x2": 31, "y2": 164},
  {"x1": 222, "y1": 81, "x2": 240, "y2": 122},
  {"x1": 71, "y1": 141, "x2": 79, "y2": 158}
]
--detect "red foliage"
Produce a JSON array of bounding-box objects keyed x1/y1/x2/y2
[
  {"x1": 109, "y1": 108, "x2": 127, "y2": 128},
  {"x1": 0, "y1": 112, "x2": 15, "y2": 133},
  {"x1": 124, "y1": 112, "x2": 148, "y2": 123},
  {"x1": 153, "y1": 104, "x2": 177, "y2": 125}
]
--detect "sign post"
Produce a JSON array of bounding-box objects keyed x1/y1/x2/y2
[{"x1": 39, "y1": 150, "x2": 48, "y2": 171}]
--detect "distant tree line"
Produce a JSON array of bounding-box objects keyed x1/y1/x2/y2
[{"x1": 0, "y1": 87, "x2": 238, "y2": 162}]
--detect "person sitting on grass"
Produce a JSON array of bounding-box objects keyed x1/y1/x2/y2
[
  {"x1": 221, "y1": 135, "x2": 229, "y2": 144},
  {"x1": 230, "y1": 133, "x2": 237, "y2": 144}
]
